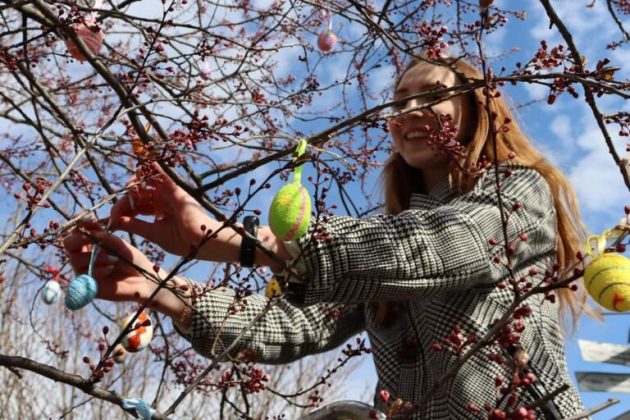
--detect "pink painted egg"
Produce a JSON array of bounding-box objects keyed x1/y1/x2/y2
[
  {"x1": 66, "y1": 23, "x2": 104, "y2": 61},
  {"x1": 317, "y1": 30, "x2": 337, "y2": 52}
]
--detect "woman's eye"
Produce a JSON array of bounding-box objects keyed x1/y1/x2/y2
[{"x1": 392, "y1": 100, "x2": 406, "y2": 111}]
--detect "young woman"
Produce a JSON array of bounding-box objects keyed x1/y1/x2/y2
[{"x1": 64, "y1": 58, "x2": 588, "y2": 418}]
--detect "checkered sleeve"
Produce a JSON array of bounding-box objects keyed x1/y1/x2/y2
[
  {"x1": 181, "y1": 287, "x2": 365, "y2": 364},
  {"x1": 291, "y1": 167, "x2": 558, "y2": 305}
]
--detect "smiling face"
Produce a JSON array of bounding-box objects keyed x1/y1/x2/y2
[{"x1": 389, "y1": 61, "x2": 474, "y2": 189}]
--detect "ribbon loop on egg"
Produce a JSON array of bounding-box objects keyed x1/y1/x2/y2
[
  {"x1": 121, "y1": 398, "x2": 153, "y2": 419},
  {"x1": 585, "y1": 228, "x2": 624, "y2": 257},
  {"x1": 292, "y1": 139, "x2": 308, "y2": 185}
]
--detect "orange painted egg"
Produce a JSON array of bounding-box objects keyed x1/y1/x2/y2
[{"x1": 120, "y1": 310, "x2": 153, "y2": 352}]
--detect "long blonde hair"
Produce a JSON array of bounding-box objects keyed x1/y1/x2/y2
[{"x1": 377, "y1": 58, "x2": 589, "y2": 333}]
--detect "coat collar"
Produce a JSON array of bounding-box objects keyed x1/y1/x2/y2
[{"x1": 409, "y1": 176, "x2": 456, "y2": 209}]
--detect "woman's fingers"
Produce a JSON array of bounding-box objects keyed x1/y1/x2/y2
[
  {"x1": 90, "y1": 264, "x2": 115, "y2": 280},
  {"x1": 64, "y1": 229, "x2": 133, "y2": 265},
  {"x1": 146, "y1": 162, "x2": 183, "y2": 197},
  {"x1": 111, "y1": 187, "x2": 154, "y2": 221},
  {"x1": 110, "y1": 188, "x2": 172, "y2": 235},
  {"x1": 112, "y1": 216, "x2": 159, "y2": 241},
  {"x1": 66, "y1": 249, "x2": 117, "y2": 272},
  {"x1": 63, "y1": 230, "x2": 92, "y2": 254}
]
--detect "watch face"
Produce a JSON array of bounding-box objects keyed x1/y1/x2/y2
[{"x1": 245, "y1": 215, "x2": 260, "y2": 230}]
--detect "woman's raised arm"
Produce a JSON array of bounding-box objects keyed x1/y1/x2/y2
[{"x1": 286, "y1": 165, "x2": 558, "y2": 305}]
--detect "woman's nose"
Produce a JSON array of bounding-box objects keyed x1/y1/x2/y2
[{"x1": 402, "y1": 99, "x2": 427, "y2": 117}]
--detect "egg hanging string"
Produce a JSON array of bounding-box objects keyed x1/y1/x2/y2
[
  {"x1": 292, "y1": 139, "x2": 307, "y2": 185},
  {"x1": 90, "y1": 0, "x2": 103, "y2": 21},
  {"x1": 329, "y1": 12, "x2": 333, "y2": 31}
]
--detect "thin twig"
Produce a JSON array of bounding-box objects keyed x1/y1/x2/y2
[
  {"x1": 0, "y1": 353, "x2": 167, "y2": 420},
  {"x1": 565, "y1": 398, "x2": 620, "y2": 420}
]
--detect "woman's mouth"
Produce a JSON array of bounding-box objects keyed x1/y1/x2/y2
[{"x1": 404, "y1": 130, "x2": 430, "y2": 141}]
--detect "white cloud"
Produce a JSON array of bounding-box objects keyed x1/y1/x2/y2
[
  {"x1": 550, "y1": 114, "x2": 572, "y2": 140},
  {"x1": 521, "y1": 80, "x2": 549, "y2": 102},
  {"x1": 271, "y1": 43, "x2": 305, "y2": 79},
  {"x1": 567, "y1": 122, "x2": 627, "y2": 217},
  {"x1": 528, "y1": 0, "x2": 616, "y2": 49},
  {"x1": 548, "y1": 113, "x2": 586, "y2": 156},
  {"x1": 569, "y1": 150, "x2": 626, "y2": 217},
  {"x1": 611, "y1": 46, "x2": 630, "y2": 79}
]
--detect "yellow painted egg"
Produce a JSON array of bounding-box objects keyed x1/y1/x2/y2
[{"x1": 583, "y1": 252, "x2": 630, "y2": 312}]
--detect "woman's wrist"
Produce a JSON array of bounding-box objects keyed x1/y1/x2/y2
[
  {"x1": 195, "y1": 220, "x2": 291, "y2": 271},
  {"x1": 142, "y1": 275, "x2": 193, "y2": 330}
]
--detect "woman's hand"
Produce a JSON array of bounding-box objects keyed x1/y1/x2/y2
[
  {"x1": 63, "y1": 220, "x2": 192, "y2": 325},
  {"x1": 109, "y1": 163, "x2": 213, "y2": 258},
  {"x1": 63, "y1": 221, "x2": 160, "y2": 304},
  {"x1": 108, "y1": 163, "x2": 292, "y2": 271}
]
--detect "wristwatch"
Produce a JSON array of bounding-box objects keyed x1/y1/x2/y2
[{"x1": 240, "y1": 215, "x2": 259, "y2": 267}]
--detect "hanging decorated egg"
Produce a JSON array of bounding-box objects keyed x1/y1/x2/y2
[
  {"x1": 130, "y1": 122, "x2": 154, "y2": 157},
  {"x1": 42, "y1": 280, "x2": 61, "y2": 304},
  {"x1": 65, "y1": 274, "x2": 98, "y2": 310},
  {"x1": 66, "y1": 22, "x2": 105, "y2": 62},
  {"x1": 317, "y1": 30, "x2": 337, "y2": 52},
  {"x1": 131, "y1": 137, "x2": 145, "y2": 156},
  {"x1": 268, "y1": 140, "x2": 311, "y2": 241},
  {"x1": 199, "y1": 61, "x2": 212, "y2": 80},
  {"x1": 120, "y1": 310, "x2": 154, "y2": 353},
  {"x1": 269, "y1": 183, "x2": 311, "y2": 240},
  {"x1": 264, "y1": 276, "x2": 282, "y2": 298},
  {"x1": 584, "y1": 252, "x2": 630, "y2": 312},
  {"x1": 583, "y1": 228, "x2": 630, "y2": 312},
  {"x1": 112, "y1": 343, "x2": 127, "y2": 364}
]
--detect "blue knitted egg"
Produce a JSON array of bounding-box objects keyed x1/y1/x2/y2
[
  {"x1": 65, "y1": 274, "x2": 98, "y2": 310},
  {"x1": 42, "y1": 280, "x2": 61, "y2": 304}
]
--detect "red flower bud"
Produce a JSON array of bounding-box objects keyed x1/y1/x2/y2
[
  {"x1": 467, "y1": 402, "x2": 480, "y2": 412},
  {"x1": 378, "y1": 389, "x2": 390, "y2": 404}
]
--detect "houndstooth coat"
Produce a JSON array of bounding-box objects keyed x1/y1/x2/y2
[{"x1": 178, "y1": 165, "x2": 585, "y2": 419}]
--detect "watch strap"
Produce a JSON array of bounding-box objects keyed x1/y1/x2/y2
[{"x1": 240, "y1": 215, "x2": 259, "y2": 267}]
